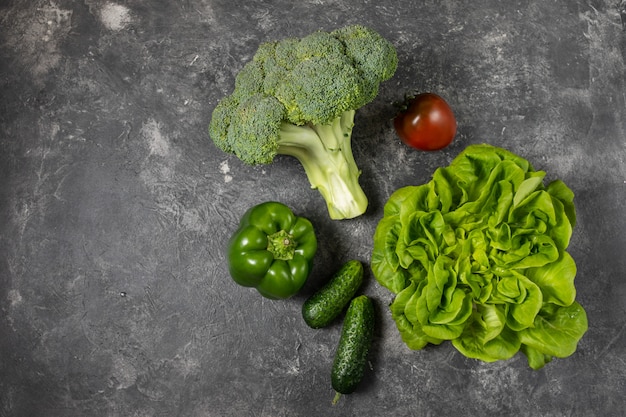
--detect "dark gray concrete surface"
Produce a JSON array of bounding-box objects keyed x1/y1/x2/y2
[{"x1": 1, "y1": 0, "x2": 626, "y2": 416}]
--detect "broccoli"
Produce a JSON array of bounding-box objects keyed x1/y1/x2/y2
[{"x1": 209, "y1": 25, "x2": 398, "y2": 220}]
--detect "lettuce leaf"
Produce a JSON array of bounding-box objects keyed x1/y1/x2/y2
[{"x1": 371, "y1": 144, "x2": 588, "y2": 369}]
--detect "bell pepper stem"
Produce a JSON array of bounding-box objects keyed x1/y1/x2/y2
[{"x1": 266, "y1": 229, "x2": 297, "y2": 261}]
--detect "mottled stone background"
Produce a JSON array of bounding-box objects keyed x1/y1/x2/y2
[{"x1": 1, "y1": 0, "x2": 625, "y2": 416}]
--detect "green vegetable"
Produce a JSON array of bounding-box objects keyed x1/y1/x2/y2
[
  {"x1": 331, "y1": 295, "x2": 375, "y2": 402},
  {"x1": 302, "y1": 260, "x2": 364, "y2": 328},
  {"x1": 371, "y1": 144, "x2": 588, "y2": 369},
  {"x1": 227, "y1": 201, "x2": 317, "y2": 299},
  {"x1": 209, "y1": 25, "x2": 398, "y2": 220}
]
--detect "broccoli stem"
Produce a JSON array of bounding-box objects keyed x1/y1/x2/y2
[{"x1": 277, "y1": 110, "x2": 368, "y2": 220}]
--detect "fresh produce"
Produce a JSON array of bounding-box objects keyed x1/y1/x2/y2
[
  {"x1": 302, "y1": 260, "x2": 364, "y2": 329},
  {"x1": 331, "y1": 295, "x2": 375, "y2": 402},
  {"x1": 209, "y1": 25, "x2": 398, "y2": 220},
  {"x1": 371, "y1": 144, "x2": 588, "y2": 369},
  {"x1": 227, "y1": 201, "x2": 317, "y2": 299},
  {"x1": 394, "y1": 92, "x2": 457, "y2": 151}
]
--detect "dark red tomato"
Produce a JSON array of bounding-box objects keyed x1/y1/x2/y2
[{"x1": 394, "y1": 93, "x2": 457, "y2": 151}]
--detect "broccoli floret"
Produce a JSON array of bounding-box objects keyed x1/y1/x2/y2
[{"x1": 208, "y1": 25, "x2": 398, "y2": 220}]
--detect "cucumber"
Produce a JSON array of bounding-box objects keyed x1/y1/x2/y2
[
  {"x1": 331, "y1": 295, "x2": 375, "y2": 400},
  {"x1": 302, "y1": 260, "x2": 364, "y2": 329}
]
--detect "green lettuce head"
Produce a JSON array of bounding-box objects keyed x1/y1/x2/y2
[{"x1": 371, "y1": 144, "x2": 587, "y2": 369}]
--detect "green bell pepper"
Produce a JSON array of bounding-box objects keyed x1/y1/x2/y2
[{"x1": 227, "y1": 201, "x2": 317, "y2": 299}]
